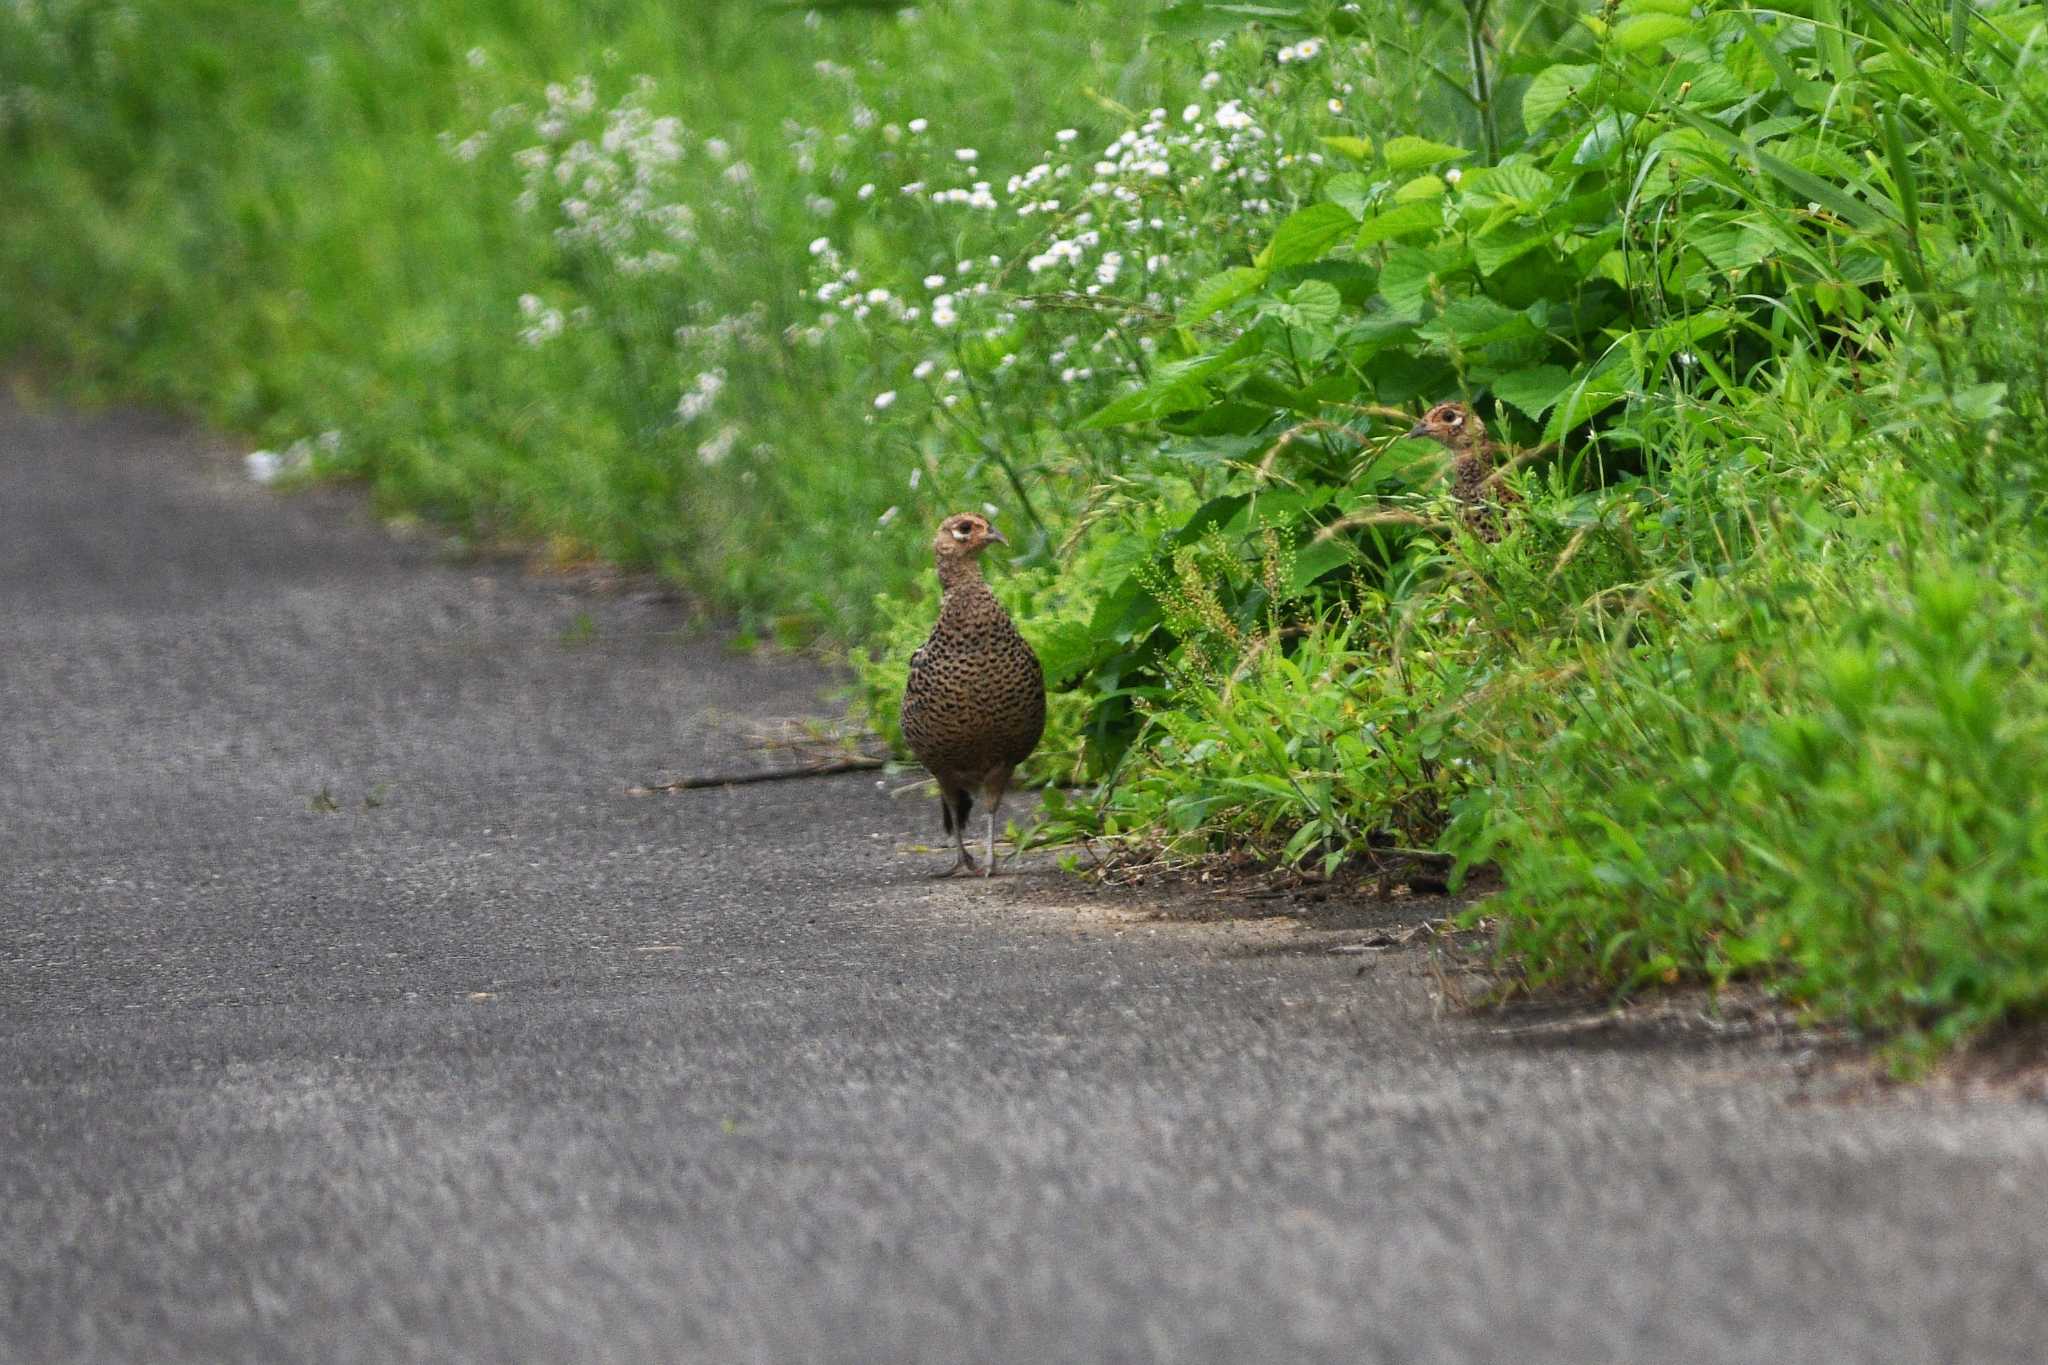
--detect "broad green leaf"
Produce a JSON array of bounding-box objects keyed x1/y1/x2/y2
[
  {"x1": 1542, "y1": 349, "x2": 1636, "y2": 443},
  {"x1": 1522, "y1": 63, "x2": 1597, "y2": 130},
  {"x1": 1289, "y1": 535, "x2": 1356, "y2": 589},
  {"x1": 1382, "y1": 136, "x2": 1471, "y2": 175},
  {"x1": 1471, "y1": 221, "x2": 1551, "y2": 276},
  {"x1": 1181, "y1": 266, "x2": 1269, "y2": 323},
  {"x1": 1282, "y1": 279, "x2": 1341, "y2": 330},
  {"x1": 1375, "y1": 246, "x2": 1437, "y2": 320},
  {"x1": 1489, "y1": 364, "x2": 1574, "y2": 421},
  {"x1": 1613, "y1": 12, "x2": 1689, "y2": 51},
  {"x1": 1574, "y1": 114, "x2": 1626, "y2": 166},
  {"x1": 1667, "y1": 60, "x2": 1746, "y2": 109},
  {"x1": 1077, "y1": 334, "x2": 1258, "y2": 429},
  {"x1": 1481, "y1": 160, "x2": 1554, "y2": 210},
  {"x1": 1688, "y1": 221, "x2": 1779, "y2": 272},
  {"x1": 1319, "y1": 134, "x2": 1374, "y2": 161},
  {"x1": 1155, "y1": 435, "x2": 1265, "y2": 468},
  {"x1": 1075, "y1": 375, "x2": 1210, "y2": 430},
  {"x1": 1257, "y1": 201, "x2": 1357, "y2": 267},
  {"x1": 1353, "y1": 198, "x2": 1443, "y2": 247},
  {"x1": 1421, "y1": 296, "x2": 1535, "y2": 349},
  {"x1": 1392, "y1": 174, "x2": 1446, "y2": 203},
  {"x1": 1323, "y1": 172, "x2": 1375, "y2": 220}
]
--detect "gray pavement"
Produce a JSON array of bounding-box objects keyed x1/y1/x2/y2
[{"x1": 3, "y1": 390, "x2": 2046, "y2": 1363}]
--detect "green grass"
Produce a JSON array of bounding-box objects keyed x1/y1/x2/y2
[
  {"x1": 9, "y1": 0, "x2": 2048, "y2": 1061},
  {"x1": 0, "y1": 0, "x2": 1164, "y2": 623}
]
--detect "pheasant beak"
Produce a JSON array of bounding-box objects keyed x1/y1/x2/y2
[
  {"x1": 1405, "y1": 420, "x2": 1429, "y2": 438},
  {"x1": 985, "y1": 526, "x2": 1009, "y2": 547}
]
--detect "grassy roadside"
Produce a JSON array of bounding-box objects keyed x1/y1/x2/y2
[{"x1": 7, "y1": 0, "x2": 2048, "y2": 1062}]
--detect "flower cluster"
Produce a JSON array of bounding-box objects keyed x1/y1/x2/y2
[
  {"x1": 508, "y1": 75, "x2": 697, "y2": 276},
  {"x1": 794, "y1": 55, "x2": 1345, "y2": 467}
]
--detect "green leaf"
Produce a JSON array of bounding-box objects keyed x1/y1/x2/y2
[
  {"x1": 1522, "y1": 63, "x2": 1597, "y2": 131},
  {"x1": 1281, "y1": 279, "x2": 1341, "y2": 329},
  {"x1": 1180, "y1": 266, "x2": 1269, "y2": 323},
  {"x1": 1375, "y1": 246, "x2": 1437, "y2": 320},
  {"x1": 1613, "y1": 12, "x2": 1689, "y2": 51},
  {"x1": 1352, "y1": 197, "x2": 1443, "y2": 248},
  {"x1": 1953, "y1": 382, "x2": 2008, "y2": 421},
  {"x1": 1382, "y1": 136, "x2": 1471, "y2": 175},
  {"x1": 1075, "y1": 375, "x2": 1209, "y2": 430},
  {"x1": 1574, "y1": 115, "x2": 1625, "y2": 167},
  {"x1": 1470, "y1": 221, "x2": 1551, "y2": 276},
  {"x1": 1319, "y1": 134, "x2": 1374, "y2": 161},
  {"x1": 1393, "y1": 174, "x2": 1446, "y2": 203},
  {"x1": 1422, "y1": 295, "x2": 1530, "y2": 348},
  {"x1": 1489, "y1": 364, "x2": 1574, "y2": 421},
  {"x1": 1475, "y1": 160, "x2": 1555, "y2": 210},
  {"x1": 1672, "y1": 111, "x2": 1892, "y2": 231},
  {"x1": 1323, "y1": 172, "x2": 1375, "y2": 220},
  {"x1": 1257, "y1": 202, "x2": 1357, "y2": 267},
  {"x1": 1289, "y1": 535, "x2": 1355, "y2": 589},
  {"x1": 1542, "y1": 349, "x2": 1636, "y2": 442},
  {"x1": 1077, "y1": 334, "x2": 1258, "y2": 429}
]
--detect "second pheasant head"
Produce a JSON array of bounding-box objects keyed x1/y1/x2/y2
[{"x1": 1406, "y1": 401, "x2": 1489, "y2": 455}]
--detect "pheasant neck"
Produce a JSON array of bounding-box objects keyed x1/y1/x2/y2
[{"x1": 935, "y1": 553, "x2": 986, "y2": 593}]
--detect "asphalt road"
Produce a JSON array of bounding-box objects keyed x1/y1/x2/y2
[{"x1": 4, "y1": 391, "x2": 2047, "y2": 1364}]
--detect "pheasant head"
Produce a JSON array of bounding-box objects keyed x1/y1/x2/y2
[{"x1": 1406, "y1": 401, "x2": 1490, "y2": 457}]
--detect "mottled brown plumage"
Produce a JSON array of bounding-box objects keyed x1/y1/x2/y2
[
  {"x1": 1407, "y1": 401, "x2": 1521, "y2": 541},
  {"x1": 901, "y1": 512, "x2": 1046, "y2": 877}
]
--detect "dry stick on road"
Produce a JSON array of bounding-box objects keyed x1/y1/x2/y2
[
  {"x1": 629, "y1": 717, "x2": 888, "y2": 794},
  {"x1": 628, "y1": 756, "x2": 886, "y2": 795}
]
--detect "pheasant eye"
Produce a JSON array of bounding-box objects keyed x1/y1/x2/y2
[{"x1": 951, "y1": 526, "x2": 970, "y2": 540}]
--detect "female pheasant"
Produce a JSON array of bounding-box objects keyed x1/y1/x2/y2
[
  {"x1": 900, "y1": 512, "x2": 1046, "y2": 877},
  {"x1": 1407, "y1": 400, "x2": 1521, "y2": 541}
]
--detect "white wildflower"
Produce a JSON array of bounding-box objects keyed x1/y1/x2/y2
[
  {"x1": 677, "y1": 369, "x2": 726, "y2": 421},
  {"x1": 517, "y1": 293, "x2": 565, "y2": 346},
  {"x1": 912, "y1": 359, "x2": 937, "y2": 380},
  {"x1": 873, "y1": 390, "x2": 897, "y2": 410},
  {"x1": 696, "y1": 424, "x2": 741, "y2": 466},
  {"x1": 908, "y1": 117, "x2": 929, "y2": 133},
  {"x1": 1055, "y1": 128, "x2": 1078, "y2": 143},
  {"x1": 954, "y1": 147, "x2": 977, "y2": 162}
]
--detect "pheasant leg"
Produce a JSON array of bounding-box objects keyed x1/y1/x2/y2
[{"x1": 936, "y1": 822, "x2": 980, "y2": 877}]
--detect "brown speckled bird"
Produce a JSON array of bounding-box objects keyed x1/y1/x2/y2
[
  {"x1": 1407, "y1": 400, "x2": 1522, "y2": 541},
  {"x1": 900, "y1": 512, "x2": 1046, "y2": 877}
]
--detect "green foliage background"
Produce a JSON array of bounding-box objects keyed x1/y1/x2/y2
[{"x1": 7, "y1": 0, "x2": 2048, "y2": 1059}]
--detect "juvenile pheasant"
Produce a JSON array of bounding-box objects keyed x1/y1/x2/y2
[
  {"x1": 900, "y1": 512, "x2": 1046, "y2": 878},
  {"x1": 1407, "y1": 400, "x2": 1522, "y2": 541}
]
